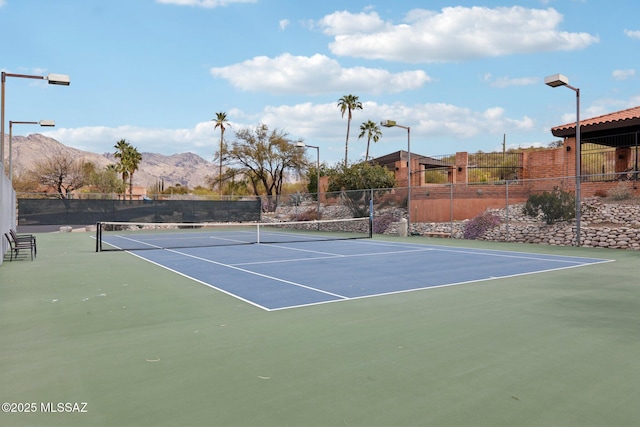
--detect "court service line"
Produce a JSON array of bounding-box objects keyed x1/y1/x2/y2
[
  {"x1": 425, "y1": 247, "x2": 613, "y2": 265},
  {"x1": 354, "y1": 239, "x2": 612, "y2": 265},
  {"x1": 231, "y1": 247, "x2": 435, "y2": 266},
  {"x1": 165, "y1": 249, "x2": 350, "y2": 300},
  {"x1": 114, "y1": 235, "x2": 164, "y2": 249}
]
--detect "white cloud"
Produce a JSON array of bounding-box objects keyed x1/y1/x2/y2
[
  {"x1": 319, "y1": 6, "x2": 599, "y2": 63},
  {"x1": 209, "y1": 53, "x2": 431, "y2": 94},
  {"x1": 156, "y1": 0, "x2": 256, "y2": 8},
  {"x1": 488, "y1": 76, "x2": 539, "y2": 88},
  {"x1": 44, "y1": 124, "x2": 219, "y2": 157},
  {"x1": 624, "y1": 29, "x2": 640, "y2": 39},
  {"x1": 612, "y1": 69, "x2": 635, "y2": 80},
  {"x1": 279, "y1": 19, "x2": 289, "y2": 30},
  {"x1": 317, "y1": 10, "x2": 387, "y2": 36},
  {"x1": 43, "y1": 101, "x2": 535, "y2": 164},
  {"x1": 255, "y1": 101, "x2": 536, "y2": 149}
]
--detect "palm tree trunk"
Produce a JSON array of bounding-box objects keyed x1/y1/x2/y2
[
  {"x1": 129, "y1": 173, "x2": 133, "y2": 201},
  {"x1": 219, "y1": 131, "x2": 223, "y2": 197},
  {"x1": 345, "y1": 118, "x2": 351, "y2": 167}
]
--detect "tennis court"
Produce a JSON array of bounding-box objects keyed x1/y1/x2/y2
[
  {"x1": 1, "y1": 230, "x2": 638, "y2": 427},
  {"x1": 124, "y1": 239, "x2": 611, "y2": 311},
  {"x1": 96, "y1": 220, "x2": 611, "y2": 310}
]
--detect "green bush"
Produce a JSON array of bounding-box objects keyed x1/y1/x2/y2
[{"x1": 523, "y1": 187, "x2": 575, "y2": 224}]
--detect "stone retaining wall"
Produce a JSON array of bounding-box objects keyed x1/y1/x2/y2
[
  {"x1": 271, "y1": 199, "x2": 640, "y2": 250},
  {"x1": 399, "y1": 198, "x2": 640, "y2": 250}
]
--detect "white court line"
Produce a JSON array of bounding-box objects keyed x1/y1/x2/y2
[
  {"x1": 112, "y1": 232, "x2": 253, "y2": 246},
  {"x1": 112, "y1": 235, "x2": 163, "y2": 249},
  {"x1": 164, "y1": 249, "x2": 349, "y2": 300},
  {"x1": 352, "y1": 239, "x2": 613, "y2": 265},
  {"x1": 231, "y1": 247, "x2": 434, "y2": 266}
]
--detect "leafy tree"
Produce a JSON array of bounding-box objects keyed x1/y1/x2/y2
[
  {"x1": 358, "y1": 120, "x2": 381, "y2": 161},
  {"x1": 205, "y1": 168, "x2": 250, "y2": 196},
  {"x1": 30, "y1": 152, "x2": 88, "y2": 199},
  {"x1": 224, "y1": 123, "x2": 307, "y2": 210},
  {"x1": 85, "y1": 163, "x2": 125, "y2": 196},
  {"x1": 161, "y1": 184, "x2": 190, "y2": 195},
  {"x1": 303, "y1": 162, "x2": 331, "y2": 200},
  {"x1": 327, "y1": 162, "x2": 396, "y2": 217},
  {"x1": 212, "y1": 112, "x2": 230, "y2": 195},
  {"x1": 11, "y1": 172, "x2": 40, "y2": 195},
  {"x1": 327, "y1": 162, "x2": 396, "y2": 193},
  {"x1": 337, "y1": 94, "x2": 363, "y2": 167}
]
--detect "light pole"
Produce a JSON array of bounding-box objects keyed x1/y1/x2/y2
[
  {"x1": 545, "y1": 73, "x2": 581, "y2": 246},
  {"x1": 8, "y1": 120, "x2": 55, "y2": 182},
  {"x1": 295, "y1": 142, "x2": 321, "y2": 220},
  {"x1": 1, "y1": 72, "x2": 70, "y2": 169},
  {"x1": 381, "y1": 120, "x2": 411, "y2": 230}
]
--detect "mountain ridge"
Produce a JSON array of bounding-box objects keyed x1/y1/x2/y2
[{"x1": 6, "y1": 134, "x2": 215, "y2": 189}]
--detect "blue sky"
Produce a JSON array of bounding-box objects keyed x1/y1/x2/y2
[{"x1": 1, "y1": 0, "x2": 639, "y2": 165}]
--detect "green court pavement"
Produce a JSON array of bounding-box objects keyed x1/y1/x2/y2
[{"x1": 1, "y1": 231, "x2": 638, "y2": 427}]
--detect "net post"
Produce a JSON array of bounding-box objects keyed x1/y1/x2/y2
[
  {"x1": 257, "y1": 223, "x2": 260, "y2": 244},
  {"x1": 95, "y1": 222, "x2": 101, "y2": 252},
  {"x1": 369, "y1": 193, "x2": 374, "y2": 238}
]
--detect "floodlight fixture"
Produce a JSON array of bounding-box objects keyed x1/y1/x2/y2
[
  {"x1": 45, "y1": 73, "x2": 71, "y2": 86},
  {"x1": 544, "y1": 74, "x2": 569, "y2": 88}
]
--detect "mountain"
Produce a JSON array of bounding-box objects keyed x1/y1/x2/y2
[{"x1": 6, "y1": 134, "x2": 215, "y2": 189}]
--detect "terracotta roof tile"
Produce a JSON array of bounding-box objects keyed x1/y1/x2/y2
[{"x1": 552, "y1": 105, "x2": 640, "y2": 132}]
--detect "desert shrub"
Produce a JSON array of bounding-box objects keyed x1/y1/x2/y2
[
  {"x1": 293, "y1": 209, "x2": 318, "y2": 221},
  {"x1": 523, "y1": 187, "x2": 575, "y2": 224},
  {"x1": 463, "y1": 211, "x2": 501, "y2": 240},
  {"x1": 373, "y1": 213, "x2": 399, "y2": 234},
  {"x1": 609, "y1": 182, "x2": 631, "y2": 201},
  {"x1": 594, "y1": 189, "x2": 607, "y2": 198}
]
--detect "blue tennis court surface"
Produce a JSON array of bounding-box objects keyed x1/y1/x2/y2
[{"x1": 120, "y1": 238, "x2": 613, "y2": 311}]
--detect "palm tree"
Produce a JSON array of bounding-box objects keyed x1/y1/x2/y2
[
  {"x1": 113, "y1": 139, "x2": 130, "y2": 200},
  {"x1": 212, "y1": 112, "x2": 230, "y2": 196},
  {"x1": 124, "y1": 145, "x2": 142, "y2": 201},
  {"x1": 113, "y1": 139, "x2": 142, "y2": 201},
  {"x1": 337, "y1": 94, "x2": 363, "y2": 167},
  {"x1": 358, "y1": 120, "x2": 382, "y2": 161}
]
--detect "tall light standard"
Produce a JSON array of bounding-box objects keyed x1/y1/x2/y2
[
  {"x1": 9, "y1": 120, "x2": 55, "y2": 182},
  {"x1": 381, "y1": 120, "x2": 411, "y2": 230},
  {"x1": 545, "y1": 73, "x2": 581, "y2": 246},
  {"x1": 1, "y1": 72, "x2": 70, "y2": 168},
  {"x1": 295, "y1": 142, "x2": 321, "y2": 220}
]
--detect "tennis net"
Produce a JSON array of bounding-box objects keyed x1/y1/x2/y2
[{"x1": 96, "y1": 217, "x2": 372, "y2": 252}]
